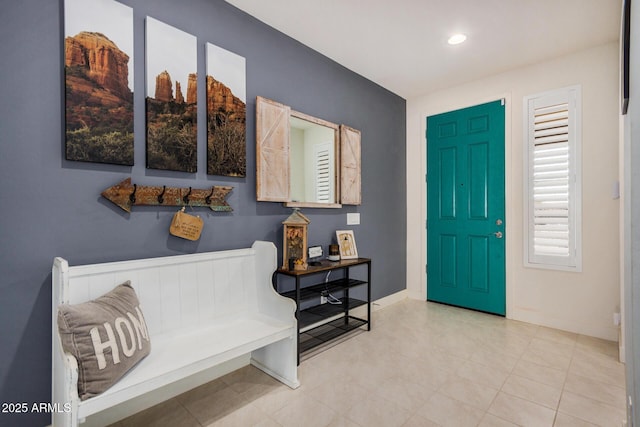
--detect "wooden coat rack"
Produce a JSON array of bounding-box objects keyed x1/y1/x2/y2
[{"x1": 101, "y1": 178, "x2": 233, "y2": 213}]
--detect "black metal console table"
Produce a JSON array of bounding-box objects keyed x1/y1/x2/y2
[{"x1": 273, "y1": 258, "x2": 371, "y2": 364}]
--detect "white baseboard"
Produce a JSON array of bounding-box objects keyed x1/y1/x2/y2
[
  {"x1": 351, "y1": 289, "x2": 407, "y2": 318},
  {"x1": 371, "y1": 289, "x2": 408, "y2": 311}
]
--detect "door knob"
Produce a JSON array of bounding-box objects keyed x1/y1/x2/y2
[{"x1": 494, "y1": 231, "x2": 503, "y2": 239}]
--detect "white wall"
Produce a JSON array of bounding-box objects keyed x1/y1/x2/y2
[{"x1": 407, "y1": 42, "x2": 620, "y2": 341}]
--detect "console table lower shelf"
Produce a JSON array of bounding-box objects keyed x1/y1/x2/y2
[
  {"x1": 300, "y1": 315, "x2": 368, "y2": 353},
  {"x1": 274, "y1": 258, "x2": 371, "y2": 363}
]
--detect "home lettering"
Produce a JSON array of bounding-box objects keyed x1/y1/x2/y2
[{"x1": 89, "y1": 306, "x2": 149, "y2": 370}]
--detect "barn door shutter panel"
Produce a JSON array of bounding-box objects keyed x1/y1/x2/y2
[
  {"x1": 340, "y1": 125, "x2": 361, "y2": 205},
  {"x1": 256, "y1": 96, "x2": 290, "y2": 202}
]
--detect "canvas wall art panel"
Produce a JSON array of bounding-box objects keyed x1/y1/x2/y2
[
  {"x1": 64, "y1": 0, "x2": 134, "y2": 166},
  {"x1": 145, "y1": 17, "x2": 197, "y2": 173},
  {"x1": 206, "y1": 43, "x2": 246, "y2": 177}
]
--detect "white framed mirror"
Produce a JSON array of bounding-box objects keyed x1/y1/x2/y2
[
  {"x1": 289, "y1": 112, "x2": 339, "y2": 207},
  {"x1": 256, "y1": 96, "x2": 361, "y2": 207}
]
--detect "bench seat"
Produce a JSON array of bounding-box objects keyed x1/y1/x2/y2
[
  {"x1": 52, "y1": 241, "x2": 299, "y2": 427},
  {"x1": 78, "y1": 314, "x2": 295, "y2": 418}
]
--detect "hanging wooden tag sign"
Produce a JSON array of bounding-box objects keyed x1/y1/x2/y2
[{"x1": 169, "y1": 208, "x2": 203, "y2": 241}]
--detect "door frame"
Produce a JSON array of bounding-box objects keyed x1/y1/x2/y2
[{"x1": 418, "y1": 94, "x2": 513, "y2": 318}]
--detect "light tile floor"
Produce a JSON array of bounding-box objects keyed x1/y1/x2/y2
[{"x1": 111, "y1": 299, "x2": 627, "y2": 427}]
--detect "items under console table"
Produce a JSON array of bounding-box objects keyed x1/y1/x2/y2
[{"x1": 273, "y1": 258, "x2": 371, "y2": 363}]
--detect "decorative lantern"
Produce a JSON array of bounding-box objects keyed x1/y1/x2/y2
[{"x1": 282, "y1": 209, "x2": 310, "y2": 269}]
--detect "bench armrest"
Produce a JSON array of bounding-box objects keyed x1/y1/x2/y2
[
  {"x1": 52, "y1": 256, "x2": 80, "y2": 427},
  {"x1": 252, "y1": 241, "x2": 297, "y2": 323},
  {"x1": 52, "y1": 336, "x2": 80, "y2": 427}
]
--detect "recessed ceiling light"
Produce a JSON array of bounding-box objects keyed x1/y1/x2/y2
[{"x1": 448, "y1": 34, "x2": 467, "y2": 45}]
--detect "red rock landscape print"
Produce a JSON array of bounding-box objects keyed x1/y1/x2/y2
[
  {"x1": 145, "y1": 17, "x2": 197, "y2": 173},
  {"x1": 64, "y1": 0, "x2": 134, "y2": 165},
  {"x1": 206, "y1": 43, "x2": 246, "y2": 177}
]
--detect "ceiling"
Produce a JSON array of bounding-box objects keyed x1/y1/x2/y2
[{"x1": 225, "y1": 0, "x2": 622, "y2": 99}]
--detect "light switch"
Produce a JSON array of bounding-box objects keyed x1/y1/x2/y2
[{"x1": 347, "y1": 213, "x2": 360, "y2": 225}]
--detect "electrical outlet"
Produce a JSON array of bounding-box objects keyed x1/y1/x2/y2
[{"x1": 320, "y1": 290, "x2": 329, "y2": 304}]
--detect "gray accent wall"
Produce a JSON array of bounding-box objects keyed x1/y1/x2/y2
[{"x1": 0, "y1": 0, "x2": 406, "y2": 425}]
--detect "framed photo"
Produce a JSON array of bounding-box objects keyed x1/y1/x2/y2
[
  {"x1": 64, "y1": 0, "x2": 134, "y2": 166},
  {"x1": 336, "y1": 230, "x2": 358, "y2": 260},
  {"x1": 206, "y1": 42, "x2": 246, "y2": 177},
  {"x1": 145, "y1": 17, "x2": 197, "y2": 172}
]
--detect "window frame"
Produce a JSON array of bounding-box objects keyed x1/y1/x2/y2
[{"x1": 523, "y1": 85, "x2": 582, "y2": 272}]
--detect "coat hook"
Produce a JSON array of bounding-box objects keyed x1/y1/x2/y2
[
  {"x1": 205, "y1": 187, "x2": 215, "y2": 205},
  {"x1": 129, "y1": 184, "x2": 137, "y2": 204},
  {"x1": 183, "y1": 187, "x2": 192, "y2": 204},
  {"x1": 157, "y1": 185, "x2": 166, "y2": 204}
]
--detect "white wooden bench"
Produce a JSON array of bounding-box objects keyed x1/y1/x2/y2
[{"x1": 51, "y1": 241, "x2": 299, "y2": 427}]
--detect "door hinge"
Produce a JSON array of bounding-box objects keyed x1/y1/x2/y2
[{"x1": 425, "y1": 264, "x2": 428, "y2": 274}]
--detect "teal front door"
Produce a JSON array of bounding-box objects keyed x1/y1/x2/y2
[{"x1": 426, "y1": 100, "x2": 505, "y2": 315}]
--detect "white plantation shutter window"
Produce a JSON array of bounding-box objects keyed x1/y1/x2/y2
[
  {"x1": 524, "y1": 86, "x2": 582, "y2": 271},
  {"x1": 315, "y1": 148, "x2": 331, "y2": 202}
]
